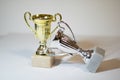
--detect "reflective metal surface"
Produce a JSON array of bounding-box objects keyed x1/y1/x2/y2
[{"x1": 24, "y1": 12, "x2": 62, "y2": 55}]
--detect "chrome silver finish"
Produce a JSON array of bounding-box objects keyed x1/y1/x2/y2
[{"x1": 52, "y1": 21, "x2": 93, "y2": 58}]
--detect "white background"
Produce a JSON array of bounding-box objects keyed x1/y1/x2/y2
[
  {"x1": 0, "y1": 0, "x2": 120, "y2": 80},
  {"x1": 0, "y1": 0, "x2": 120, "y2": 36}
]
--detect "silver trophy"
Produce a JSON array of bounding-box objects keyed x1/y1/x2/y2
[{"x1": 50, "y1": 21, "x2": 105, "y2": 73}]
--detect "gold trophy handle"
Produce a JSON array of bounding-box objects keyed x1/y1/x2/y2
[
  {"x1": 51, "y1": 13, "x2": 62, "y2": 34},
  {"x1": 53, "y1": 13, "x2": 62, "y2": 22},
  {"x1": 24, "y1": 12, "x2": 36, "y2": 33}
]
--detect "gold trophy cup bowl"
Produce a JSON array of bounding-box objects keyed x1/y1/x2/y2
[{"x1": 24, "y1": 12, "x2": 62, "y2": 68}]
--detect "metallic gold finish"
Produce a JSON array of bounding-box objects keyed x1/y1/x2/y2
[{"x1": 24, "y1": 12, "x2": 62, "y2": 55}]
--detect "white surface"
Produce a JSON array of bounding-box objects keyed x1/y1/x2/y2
[
  {"x1": 0, "y1": 33, "x2": 120, "y2": 80},
  {"x1": 0, "y1": 0, "x2": 120, "y2": 36}
]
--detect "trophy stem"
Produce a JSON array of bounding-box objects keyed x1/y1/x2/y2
[{"x1": 36, "y1": 43, "x2": 48, "y2": 55}]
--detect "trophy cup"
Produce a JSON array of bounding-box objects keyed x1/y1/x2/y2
[{"x1": 24, "y1": 12, "x2": 62, "y2": 68}]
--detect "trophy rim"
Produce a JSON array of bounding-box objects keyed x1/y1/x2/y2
[{"x1": 32, "y1": 14, "x2": 53, "y2": 21}]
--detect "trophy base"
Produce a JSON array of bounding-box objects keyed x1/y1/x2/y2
[
  {"x1": 32, "y1": 53, "x2": 55, "y2": 68},
  {"x1": 84, "y1": 47, "x2": 105, "y2": 73}
]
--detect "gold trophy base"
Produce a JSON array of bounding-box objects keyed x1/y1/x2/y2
[{"x1": 32, "y1": 53, "x2": 55, "y2": 68}]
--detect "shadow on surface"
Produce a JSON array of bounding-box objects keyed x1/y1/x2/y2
[
  {"x1": 12, "y1": 49, "x2": 34, "y2": 59},
  {"x1": 97, "y1": 58, "x2": 120, "y2": 72},
  {"x1": 53, "y1": 55, "x2": 84, "y2": 67}
]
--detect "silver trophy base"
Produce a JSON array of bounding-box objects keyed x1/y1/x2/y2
[{"x1": 84, "y1": 47, "x2": 105, "y2": 73}]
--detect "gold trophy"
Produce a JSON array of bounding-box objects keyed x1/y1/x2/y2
[{"x1": 24, "y1": 12, "x2": 62, "y2": 68}]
